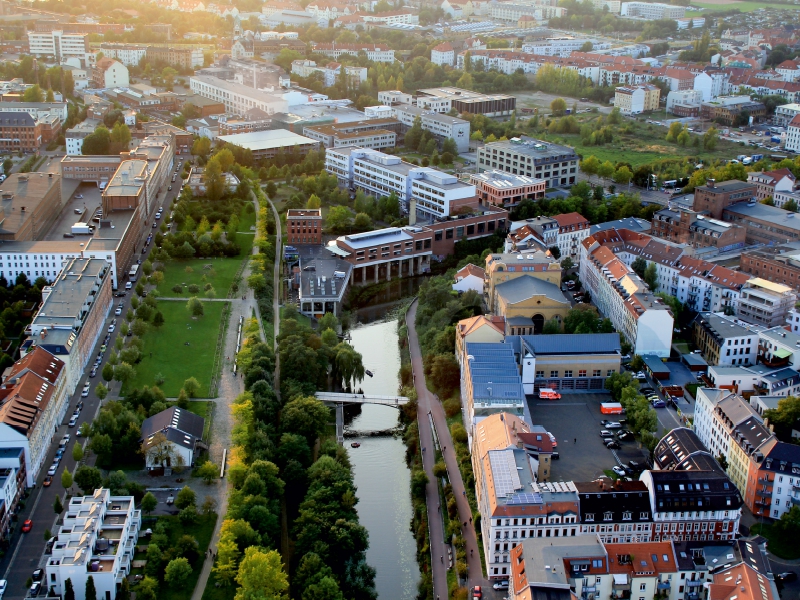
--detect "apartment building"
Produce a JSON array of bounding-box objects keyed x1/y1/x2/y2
[
  {"x1": 415, "y1": 87, "x2": 516, "y2": 118},
  {"x1": 613, "y1": 84, "x2": 660, "y2": 115},
  {"x1": 45, "y1": 489, "x2": 141, "y2": 600},
  {"x1": 620, "y1": 1, "x2": 685, "y2": 17},
  {"x1": 0, "y1": 173, "x2": 62, "y2": 241},
  {"x1": 0, "y1": 347, "x2": 67, "y2": 487},
  {"x1": 431, "y1": 42, "x2": 455, "y2": 66},
  {"x1": 24, "y1": 258, "x2": 113, "y2": 395},
  {"x1": 390, "y1": 104, "x2": 470, "y2": 153},
  {"x1": 574, "y1": 480, "x2": 653, "y2": 544},
  {"x1": 462, "y1": 345, "x2": 528, "y2": 431},
  {"x1": 0, "y1": 112, "x2": 46, "y2": 153},
  {"x1": 736, "y1": 278, "x2": 796, "y2": 328},
  {"x1": 747, "y1": 442, "x2": 800, "y2": 520},
  {"x1": 489, "y1": 3, "x2": 567, "y2": 21},
  {"x1": 552, "y1": 212, "x2": 590, "y2": 265},
  {"x1": 286, "y1": 209, "x2": 322, "y2": 245},
  {"x1": 99, "y1": 43, "x2": 148, "y2": 66},
  {"x1": 312, "y1": 42, "x2": 395, "y2": 62},
  {"x1": 27, "y1": 31, "x2": 91, "y2": 63},
  {"x1": 666, "y1": 89, "x2": 703, "y2": 117},
  {"x1": 477, "y1": 138, "x2": 578, "y2": 189},
  {"x1": 693, "y1": 179, "x2": 757, "y2": 219},
  {"x1": 692, "y1": 312, "x2": 758, "y2": 367},
  {"x1": 786, "y1": 114, "x2": 800, "y2": 153},
  {"x1": 651, "y1": 207, "x2": 746, "y2": 253},
  {"x1": 521, "y1": 37, "x2": 608, "y2": 57},
  {"x1": 92, "y1": 58, "x2": 130, "y2": 89},
  {"x1": 325, "y1": 147, "x2": 476, "y2": 219},
  {"x1": 747, "y1": 168, "x2": 796, "y2": 202},
  {"x1": 146, "y1": 45, "x2": 204, "y2": 69},
  {"x1": 471, "y1": 171, "x2": 545, "y2": 209},
  {"x1": 189, "y1": 75, "x2": 298, "y2": 116},
  {"x1": 65, "y1": 119, "x2": 101, "y2": 155},
  {"x1": 580, "y1": 241, "x2": 674, "y2": 357},
  {"x1": 0, "y1": 102, "x2": 69, "y2": 124},
  {"x1": 775, "y1": 104, "x2": 800, "y2": 128},
  {"x1": 509, "y1": 333, "x2": 622, "y2": 394}
]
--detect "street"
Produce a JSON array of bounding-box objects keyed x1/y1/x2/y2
[{"x1": 0, "y1": 160, "x2": 182, "y2": 600}]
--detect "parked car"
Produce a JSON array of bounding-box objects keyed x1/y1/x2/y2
[
  {"x1": 30, "y1": 581, "x2": 41, "y2": 597},
  {"x1": 473, "y1": 586, "x2": 482, "y2": 599},
  {"x1": 31, "y1": 570, "x2": 43, "y2": 582},
  {"x1": 640, "y1": 387, "x2": 655, "y2": 394},
  {"x1": 628, "y1": 460, "x2": 642, "y2": 470},
  {"x1": 47, "y1": 463, "x2": 57, "y2": 476},
  {"x1": 612, "y1": 466, "x2": 626, "y2": 477},
  {"x1": 75, "y1": 194, "x2": 83, "y2": 199},
  {"x1": 493, "y1": 581, "x2": 509, "y2": 590},
  {"x1": 635, "y1": 372, "x2": 646, "y2": 380},
  {"x1": 21, "y1": 519, "x2": 33, "y2": 533},
  {"x1": 777, "y1": 572, "x2": 797, "y2": 582},
  {"x1": 108, "y1": 324, "x2": 116, "y2": 333},
  {"x1": 61, "y1": 434, "x2": 70, "y2": 445},
  {"x1": 605, "y1": 421, "x2": 622, "y2": 429},
  {"x1": 90, "y1": 368, "x2": 97, "y2": 378},
  {"x1": 605, "y1": 441, "x2": 620, "y2": 449},
  {"x1": 599, "y1": 430, "x2": 613, "y2": 438},
  {"x1": 68, "y1": 415, "x2": 79, "y2": 427},
  {"x1": 0, "y1": 579, "x2": 6, "y2": 598},
  {"x1": 42, "y1": 476, "x2": 52, "y2": 487},
  {"x1": 617, "y1": 431, "x2": 634, "y2": 441},
  {"x1": 114, "y1": 292, "x2": 126, "y2": 298},
  {"x1": 651, "y1": 400, "x2": 666, "y2": 408},
  {"x1": 81, "y1": 384, "x2": 90, "y2": 397}
]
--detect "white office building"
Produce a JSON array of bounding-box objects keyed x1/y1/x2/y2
[
  {"x1": 326, "y1": 147, "x2": 476, "y2": 219},
  {"x1": 520, "y1": 37, "x2": 609, "y2": 57},
  {"x1": 189, "y1": 75, "x2": 308, "y2": 116},
  {"x1": 46, "y1": 489, "x2": 141, "y2": 600},
  {"x1": 99, "y1": 44, "x2": 148, "y2": 67},
  {"x1": 391, "y1": 104, "x2": 470, "y2": 153},
  {"x1": 27, "y1": 31, "x2": 92, "y2": 64},
  {"x1": 620, "y1": 1, "x2": 685, "y2": 18}
]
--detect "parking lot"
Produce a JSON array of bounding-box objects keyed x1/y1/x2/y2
[{"x1": 526, "y1": 392, "x2": 648, "y2": 482}]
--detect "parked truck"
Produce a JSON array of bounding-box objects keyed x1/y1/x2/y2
[{"x1": 600, "y1": 402, "x2": 624, "y2": 414}]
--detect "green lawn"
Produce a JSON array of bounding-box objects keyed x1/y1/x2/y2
[
  {"x1": 124, "y1": 301, "x2": 228, "y2": 397},
  {"x1": 750, "y1": 523, "x2": 800, "y2": 560},
  {"x1": 137, "y1": 513, "x2": 218, "y2": 600},
  {"x1": 688, "y1": 0, "x2": 795, "y2": 11},
  {"x1": 154, "y1": 258, "x2": 242, "y2": 299}
]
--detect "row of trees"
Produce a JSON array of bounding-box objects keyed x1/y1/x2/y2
[{"x1": 605, "y1": 371, "x2": 659, "y2": 454}]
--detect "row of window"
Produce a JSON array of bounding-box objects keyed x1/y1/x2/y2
[{"x1": 535, "y1": 370, "x2": 613, "y2": 378}]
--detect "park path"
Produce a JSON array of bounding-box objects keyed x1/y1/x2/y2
[
  {"x1": 406, "y1": 299, "x2": 490, "y2": 599},
  {"x1": 191, "y1": 194, "x2": 266, "y2": 600}
]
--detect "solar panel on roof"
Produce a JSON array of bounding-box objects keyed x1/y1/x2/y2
[
  {"x1": 489, "y1": 449, "x2": 522, "y2": 497},
  {"x1": 506, "y1": 492, "x2": 543, "y2": 505}
]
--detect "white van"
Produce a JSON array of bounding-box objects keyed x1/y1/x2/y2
[{"x1": 125, "y1": 282, "x2": 132, "y2": 290}]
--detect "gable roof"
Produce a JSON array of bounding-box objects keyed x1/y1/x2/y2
[
  {"x1": 495, "y1": 275, "x2": 569, "y2": 305},
  {"x1": 140, "y1": 406, "x2": 204, "y2": 441},
  {"x1": 455, "y1": 263, "x2": 485, "y2": 281}
]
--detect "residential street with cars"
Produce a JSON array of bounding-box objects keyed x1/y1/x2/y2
[{"x1": 0, "y1": 169, "x2": 182, "y2": 600}]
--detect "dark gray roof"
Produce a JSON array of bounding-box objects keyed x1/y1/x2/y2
[
  {"x1": 648, "y1": 469, "x2": 742, "y2": 511},
  {"x1": 762, "y1": 441, "x2": 800, "y2": 474},
  {"x1": 699, "y1": 180, "x2": 756, "y2": 193},
  {"x1": 590, "y1": 217, "x2": 651, "y2": 235},
  {"x1": 0, "y1": 112, "x2": 35, "y2": 127},
  {"x1": 724, "y1": 201, "x2": 800, "y2": 232},
  {"x1": 141, "y1": 406, "x2": 204, "y2": 441},
  {"x1": 654, "y1": 428, "x2": 717, "y2": 472},
  {"x1": 494, "y1": 275, "x2": 569, "y2": 305},
  {"x1": 517, "y1": 333, "x2": 621, "y2": 356}
]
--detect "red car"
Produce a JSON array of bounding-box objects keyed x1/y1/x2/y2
[
  {"x1": 43, "y1": 476, "x2": 52, "y2": 487},
  {"x1": 21, "y1": 519, "x2": 32, "y2": 533}
]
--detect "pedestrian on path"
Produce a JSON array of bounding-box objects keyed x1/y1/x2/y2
[{"x1": 574, "y1": 438, "x2": 577, "y2": 444}]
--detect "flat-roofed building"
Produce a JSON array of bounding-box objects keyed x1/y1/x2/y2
[
  {"x1": 45, "y1": 489, "x2": 141, "y2": 600},
  {"x1": 0, "y1": 347, "x2": 67, "y2": 486},
  {"x1": 621, "y1": 1, "x2": 685, "y2": 17},
  {"x1": 462, "y1": 342, "x2": 528, "y2": 428},
  {"x1": 740, "y1": 243, "x2": 800, "y2": 293},
  {"x1": 477, "y1": 137, "x2": 579, "y2": 188},
  {"x1": 0, "y1": 102, "x2": 68, "y2": 124},
  {"x1": 471, "y1": 171, "x2": 546, "y2": 208},
  {"x1": 737, "y1": 278, "x2": 797, "y2": 328},
  {"x1": 0, "y1": 173, "x2": 62, "y2": 241},
  {"x1": 218, "y1": 128, "x2": 320, "y2": 161},
  {"x1": 693, "y1": 179, "x2": 757, "y2": 220},
  {"x1": 23, "y1": 258, "x2": 112, "y2": 395},
  {"x1": 692, "y1": 312, "x2": 759, "y2": 367},
  {"x1": 390, "y1": 104, "x2": 470, "y2": 153},
  {"x1": 651, "y1": 207, "x2": 747, "y2": 253},
  {"x1": 415, "y1": 87, "x2": 516, "y2": 118},
  {"x1": 723, "y1": 201, "x2": 800, "y2": 245},
  {"x1": 303, "y1": 119, "x2": 400, "y2": 150},
  {"x1": 0, "y1": 112, "x2": 43, "y2": 152},
  {"x1": 287, "y1": 209, "x2": 322, "y2": 245}
]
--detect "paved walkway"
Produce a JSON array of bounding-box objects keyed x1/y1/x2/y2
[
  {"x1": 190, "y1": 195, "x2": 266, "y2": 600},
  {"x1": 406, "y1": 300, "x2": 490, "y2": 599}
]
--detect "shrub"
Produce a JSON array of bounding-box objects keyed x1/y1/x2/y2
[
  {"x1": 187, "y1": 284, "x2": 200, "y2": 294},
  {"x1": 443, "y1": 397, "x2": 461, "y2": 417},
  {"x1": 172, "y1": 285, "x2": 183, "y2": 294}
]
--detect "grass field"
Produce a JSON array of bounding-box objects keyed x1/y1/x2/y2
[
  {"x1": 750, "y1": 523, "x2": 800, "y2": 560},
  {"x1": 187, "y1": 400, "x2": 213, "y2": 441},
  {"x1": 124, "y1": 300, "x2": 228, "y2": 397},
  {"x1": 688, "y1": 0, "x2": 795, "y2": 11}
]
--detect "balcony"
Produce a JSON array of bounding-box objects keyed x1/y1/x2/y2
[
  {"x1": 657, "y1": 582, "x2": 671, "y2": 591},
  {"x1": 611, "y1": 592, "x2": 631, "y2": 600}
]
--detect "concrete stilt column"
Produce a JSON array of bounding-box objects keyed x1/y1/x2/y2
[
  {"x1": 362, "y1": 265, "x2": 366, "y2": 284},
  {"x1": 387, "y1": 261, "x2": 392, "y2": 281},
  {"x1": 374, "y1": 265, "x2": 379, "y2": 284},
  {"x1": 409, "y1": 256, "x2": 414, "y2": 276}
]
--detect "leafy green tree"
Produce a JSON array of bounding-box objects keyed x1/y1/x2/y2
[
  {"x1": 307, "y1": 194, "x2": 321, "y2": 209},
  {"x1": 198, "y1": 461, "x2": 219, "y2": 484},
  {"x1": 644, "y1": 262, "x2": 658, "y2": 291},
  {"x1": 703, "y1": 127, "x2": 718, "y2": 151},
  {"x1": 64, "y1": 579, "x2": 75, "y2": 600},
  {"x1": 613, "y1": 166, "x2": 633, "y2": 185},
  {"x1": 74, "y1": 465, "x2": 103, "y2": 494},
  {"x1": 176, "y1": 485, "x2": 197, "y2": 509},
  {"x1": 631, "y1": 256, "x2": 647, "y2": 278},
  {"x1": 677, "y1": 129, "x2": 691, "y2": 147},
  {"x1": 116, "y1": 577, "x2": 130, "y2": 600},
  {"x1": 85, "y1": 575, "x2": 97, "y2": 600},
  {"x1": 110, "y1": 122, "x2": 131, "y2": 149},
  {"x1": 95, "y1": 383, "x2": 108, "y2": 401},
  {"x1": 72, "y1": 442, "x2": 84, "y2": 462},
  {"x1": 61, "y1": 467, "x2": 73, "y2": 490},
  {"x1": 153, "y1": 311, "x2": 165, "y2": 328},
  {"x1": 165, "y1": 557, "x2": 193, "y2": 588},
  {"x1": 205, "y1": 157, "x2": 226, "y2": 202},
  {"x1": 113, "y1": 362, "x2": 136, "y2": 386},
  {"x1": 281, "y1": 396, "x2": 330, "y2": 446},
  {"x1": 266, "y1": 181, "x2": 277, "y2": 198},
  {"x1": 187, "y1": 297, "x2": 204, "y2": 317},
  {"x1": 234, "y1": 547, "x2": 288, "y2": 600},
  {"x1": 54, "y1": 494, "x2": 63, "y2": 514},
  {"x1": 141, "y1": 492, "x2": 158, "y2": 516},
  {"x1": 136, "y1": 576, "x2": 159, "y2": 600},
  {"x1": 561, "y1": 257, "x2": 574, "y2": 271},
  {"x1": 581, "y1": 155, "x2": 600, "y2": 182},
  {"x1": 542, "y1": 318, "x2": 562, "y2": 334},
  {"x1": 22, "y1": 84, "x2": 44, "y2": 102},
  {"x1": 550, "y1": 97, "x2": 567, "y2": 116},
  {"x1": 666, "y1": 121, "x2": 683, "y2": 143},
  {"x1": 82, "y1": 126, "x2": 111, "y2": 155},
  {"x1": 598, "y1": 160, "x2": 615, "y2": 181},
  {"x1": 326, "y1": 206, "x2": 353, "y2": 232}
]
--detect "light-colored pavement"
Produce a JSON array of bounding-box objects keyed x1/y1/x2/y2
[{"x1": 406, "y1": 300, "x2": 489, "y2": 599}]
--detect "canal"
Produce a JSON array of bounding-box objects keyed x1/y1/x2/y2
[{"x1": 346, "y1": 305, "x2": 420, "y2": 600}]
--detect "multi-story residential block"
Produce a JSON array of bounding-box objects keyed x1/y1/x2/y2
[
  {"x1": 666, "y1": 89, "x2": 703, "y2": 117},
  {"x1": 620, "y1": 1, "x2": 685, "y2": 18},
  {"x1": 390, "y1": 104, "x2": 470, "y2": 153},
  {"x1": 45, "y1": 489, "x2": 141, "y2": 600},
  {"x1": 521, "y1": 37, "x2": 609, "y2": 56},
  {"x1": 775, "y1": 104, "x2": 800, "y2": 127},
  {"x1": 736, "y1": 278, "x2": 797, "y2": 328},
  {"x1": 692, "y1": 179, "x2": 757, "y2": 219},
  {"x1": 66, "y1": 119, "x2": 102, "y2": 155},
  {"x1": 99, "y1": 43, "x2": 148, "y2": 66},
  {"x1": 0, "y1": 112, "x2": 44, "y2": 152},
  {"x1": 552, "y1": 212, "x2": 590, "y2": 264},
  {"x1": 312, "y1": 42, "x2": 394, "y2": 62},
  {"x1": 772, "y1": 189, "x2": 800, "y2": 210},
  {"x1": 286, "y1": 209, "x2": 322, "y2": 245},
  {"x1": 641, "y1": 458, "x2": 742, "y2": 541},
  {"x1": 0, "y1": 102, "x2": 69, "y2": 124},
  {"x1": 580, "y1": 235, "x2": 674, "y2": 357},
  {"x1": 431, "y1": 42, "x2": 455, "y2": 66},
  {"x1": 613, "y1": 84, "x2": 660, "y2": 115},
  {"x1": 27, "y1": 31, "x2": 91, "y2": 63},
  {"x1": 574, "y1": 480, "x2": 653, "y2": 543},
  {"x1": 303, "y1": 119, "x2": 401, "y2": 150},
  {"x1": 489, "y1": 3, "x2": 567, "y2": 21},
  {"x1": 651, "y1": 207, "x2": 746, "y2": 253},
  {"x1": 415, "y1": 87, "x2": 516, "y2": 118},
  {"x1": 190, "y1": 75, "x2": 301, "y2": 116},
  {"x1": 747, "y1": 442, "x2": 800, "y2": 520},
  {"x1": 692, "y1": 312, "x2": 758, "y2": 367},
  {"x1": 146, "y1": 45, "x2": 204, "y2": 69},
  {"x1": 747, "y1": 168, "x2": 796, "y2": 201},
  {"x1": 471, "y1": 171, "x2": 546, "y2": 208},
  {"x1": 786, "y1": 114, "x2": 800, "y2": 153},
  {"x1": 483, "y1": 251, "x2": 562, "y2": 313},
  {"x1": 92, "y1": 57, "x2": 130, "y2": 89},
  {"x1": 462, "y1": 346, "x2": 528, "y2": 431},
  {"x1": 0, "y1": 347, "x2": 67, "y2": 487},
  {"x1": 325, "y1": 147, "x2": 477, "y2": 219},
  {"x1": 477, "y1": 137, "x2": 579, "y2": 188},
  {"x1": 454, "y1": 314, "x2": 504, "y2": 364},
  {"x1": 509, "y1": 333, "x2": 621, "y2": 393},
  {"x1": 0, "y1": 173, "x2": 62, "y2": 241}
]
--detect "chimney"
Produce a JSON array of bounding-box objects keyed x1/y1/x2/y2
[{"x1": 707, "y1": 178, "x2": 715, "y2": 188}]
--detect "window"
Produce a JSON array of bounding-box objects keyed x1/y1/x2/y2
[
  {"x1": 550, "y1": 370, "x2": 558, "y2": 377},
  {"x1": 536, "y1": 371, "x2": 544, "y2": 378},
  {"x1": 564, "y1": 370, "x2": 573, "y2": 378},
  {"x1": 593, "y1": 370, "x2": 601, "y2": 377},
  {"x1": 579, "y1": 370, "x2": 587, "y2": 377},
  {"x1": 607, "y1": 370, "x2": 614, "y2": 377},
  {"x1": 585, "y1": 513, "x2": 594, "y2": 521},
  {"x1": 604, "y1": 512, "x2": 613, "y2": 521},
  {"x1": 640, "y1": 584, "x2": 647, "y2": 591}
]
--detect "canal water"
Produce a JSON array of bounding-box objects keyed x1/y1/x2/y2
[{"x1": 347, "y1": 310, "x2": 420, "y2": 600}]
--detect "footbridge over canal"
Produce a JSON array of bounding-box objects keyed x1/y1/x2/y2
[{"x1": 314, "y1": 392, "x2": 410, "y2": 444}]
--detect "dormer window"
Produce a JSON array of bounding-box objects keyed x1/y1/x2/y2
[
  {"x1": 604, "y1": 512, "x2": 613, "y2": 521},
  {"x1": 585, "y1": 513, "x2": 594, "y2": 522}
]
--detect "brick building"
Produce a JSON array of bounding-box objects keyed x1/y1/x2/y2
[
  {"x1": 0, "y1": 112, "x2": 42, "y2": 152},
  {"x1": 651, "y1": 207, "x2": 746, "y2": 252},
  {"x1": 0, "y1": 173, "x2": 62, "y2": 241},
  {"x1": 470, "y1": 170, "x2": 546, "y2": 208},
  {"x1": 692, "y1": 179, "x2": 757, "y2": 219},
  {"x1": 740, "y1": 244, "x2": 800, "y2": 292},
  {"x1": 286, "y1": 209, "x2": 322, "y2": 245}
]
